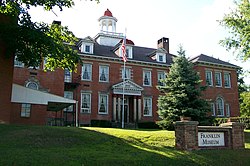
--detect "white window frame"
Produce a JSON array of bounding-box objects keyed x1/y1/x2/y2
[
  {"x1": 143, "y1": 97, "x2": 152, "y2": 116},
  {"x1": 205, "y1": 70, "x2": 213, "y2": 86},
  {"x1": 64, "y1": 69, "x2": 72, "y2": 83},
  {"x1": 81, "y1": 93, "x2": 91, "y2": 113},
  {"x1": 224, "y1": 72, "x2": 231, "y2": 88},
  {"x1": 64, "y1": 91, "x2": 73, "y2": 112},
  {"x1": 98, "y1": 94, "x2": 108, "y2": 114},
  {"x1": 157, "y1": 71, "x2": 166, "y2": 86},
  {"x1": 215, "y1": 72, "x2": 222, "y2": 87},
  {"x1": 82, "y1": 63, "x2": 92, "y2": 81},
  {"x1": 216, "y1": 97, "x2": 224, "y2": 116},
  {"x1": 26, "y1": 81, "x2": 39, "y2": 90},
  {"x1": 122, "y1": 67, "x2": 131, "y2": 80},
  {"x1": 225, "y1": 104, "x2": 230, "y2": 117},
  {"x1": 143, "y1": 70, "x2": 152, "y2": 86},
  {"x1": 81, "y1": 42, "x2": 93, "y2": 54},
  {"x1": 14, "y1": 56, "x2": 24, "y2": 67},
  {"x1": 211, "y1": 103, "x2": 215, "y2": 116},
  {"x1": 21, "y1": 104, "x2": 31, "y2": 117},
  {"x1": 99, "y1": 65, "x2": 109, "y2": 82},
  {"x1": 156, "y1": 53, "x2": 166, "y2": 63}
]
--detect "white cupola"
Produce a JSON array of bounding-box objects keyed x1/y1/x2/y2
[{"x1": 98, "y1": 9, "x2": 118, "y2": 33}]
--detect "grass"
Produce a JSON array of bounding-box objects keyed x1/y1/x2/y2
[{"x1": 0, "y1": 125, "x2": 250, "y2": 166}]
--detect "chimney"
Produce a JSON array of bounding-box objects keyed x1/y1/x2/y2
[
  {"x1": 52, "y1": 20, "x2": 61, "y2": 25},
  {"x1": 157, "y1": 37, "x2": 169, "y2": 53}
]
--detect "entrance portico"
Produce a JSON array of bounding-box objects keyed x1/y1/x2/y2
[{"x1": 112, "y1": 80, "x2": 143, "y2": 124}]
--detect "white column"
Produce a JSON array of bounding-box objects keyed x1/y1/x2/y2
[
  {"x1": 105, "y1": 20, "x2": 109, "y2": 32},
  {"x1": 113, "y1": 96, "x2": 117, "y2": 121},
  {"x1": 112, "y1": 21, "x2": 116, "y2": 32},
  {"x1": 138, "y1": 98, "x2": 142, "y2": 120},
  {"x1": 133, "y1": 97, "x2": 137, "y2": 122},
  {"x1": 118, "y1": 97, "x2": 121, "y2": 122}
]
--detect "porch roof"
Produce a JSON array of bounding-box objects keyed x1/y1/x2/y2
[{"x1": 11, "y1": 84, "x2": 76, "y2": 111}]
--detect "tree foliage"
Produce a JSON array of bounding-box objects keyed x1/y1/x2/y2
[
  {"x1": 157, "y1": 46, "x2": 210, "y2": 129},
  {"x1": 0, "y1": 0, "x2": 99, "y2": 71},
  {"x1": 219, "y1": 0, "x2": 250, "y2": 62},
  {"x1": 240, "y1": 91, "x2": 250, "y2": 117}
]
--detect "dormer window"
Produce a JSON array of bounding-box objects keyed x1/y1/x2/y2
[
  {"x1": 119, "y1": 46, "x2": 133, "y2": 59},
  {"x1": 156, "y1": 53, "x2": 166, "y2": 63},
  {"x1": 81, "y1": 42, "x2": 94, "y2": 54}
]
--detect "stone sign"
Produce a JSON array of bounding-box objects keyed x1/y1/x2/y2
[{"x1": 198, "y1": 132, "x2": 225, "y2": 147}]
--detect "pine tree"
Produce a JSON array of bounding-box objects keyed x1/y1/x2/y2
[{"x1": 157, "y1": 46, "x2": 210, "y2": 129}]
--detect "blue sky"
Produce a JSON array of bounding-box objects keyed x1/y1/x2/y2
[{"x1": 29, "y1": 0, "x2": 250, "y2": 84}]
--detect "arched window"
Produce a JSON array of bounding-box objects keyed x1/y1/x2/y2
[
  {"x1": 216, "y1": 97, "x2": 224, "y2": 116},
  {"x1": 26, "y1": 82, "x2": 39, "y2": 90}
]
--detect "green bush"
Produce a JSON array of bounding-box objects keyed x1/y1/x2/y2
[
  {"x1": 91, "y1": 120, "x2": 111, "y2": 127},
  {"x1": 156, "y1": 120, "x2": 175, "y2": 130},
  {"x1": 213, "y1": 117, "x2": 250, "y2": 129},
  {"x1": 138, "y1": 122, "x2": 160, "y2": 129}
]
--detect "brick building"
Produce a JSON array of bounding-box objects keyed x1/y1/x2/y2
[{"x1": 8, "y1": 9, "x2": 240, "y2": 126}]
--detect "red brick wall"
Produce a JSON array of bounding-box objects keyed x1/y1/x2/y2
[
  {"x1": 194, "y1": 65, "x2": 240, "y2": 117},
  {"x1": 0, "y1": 43, "x2": 14, "y2": 124}
]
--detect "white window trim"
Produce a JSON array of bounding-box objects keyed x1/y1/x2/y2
[
  {"x1": 122, "y1": 67, "x2": 131, "y2": 80},
  {"x1": 211, "y1": 103, "x2": 215, "y2": 116},
  {"x1": 64, "y1": 69, "x2": 72, "y2": 83},
  {"x1": 224, "y1": 72, "x2": 231, "y2": 88},
  {"x1": 98, "y1": 94, "x2": 109, "y2": 115},
  {"x1": 215, "y1": 72, "x2": 222, "y2": 87},
  {"x1": 205, "y1": 70, "x2": 213, "y2": 86},
  {"x1": 156, "y1": 53, "x2": 166, "y2": 63},
  {"x1": 26, "y1": 81, "x2": 39, "y2": 90},
  {"x1": 21, "y1": 103, "x2": 31, "y2": 117},
  {"x1": 82, "y1": 63, "x2": 92, "y2": 81},
  {"x1": 81, "y1": 93, "x2": 91, "y2": 113},
  {"x1": 64, "y1": 91, "x2": 74, "y2": 112},
  {"x1": 216, "y1": 97, "x2": 224, "y2": 117},
  {"x1": 143, "y1": 97, "x2": 152, "y2": 116},
  {"x1": 226, "y1": 104, "x2": 230, "y2": 117},
  {"x1": 14, "y1": 56, "x2": 24, "y2": 68},
  {"x1": 99, "y1": 65, "x2": 109, "y2": 82},
  {"x1": 157, "y1": 71, "x2": 166, "y2": 86},
  {"x1": 81, "y1": 42, "x2": 94, "y2": 54},
  {"x1": 143, "y1": 70, "x2": 152, "y2": 86}
]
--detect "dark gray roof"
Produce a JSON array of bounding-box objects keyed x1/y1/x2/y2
[
  {"x1": 190, "y1": 54, "x2": 240, "y2": 68},
  {"x1": 77, "y1": 42, "x2": 174, "y2": 65}
]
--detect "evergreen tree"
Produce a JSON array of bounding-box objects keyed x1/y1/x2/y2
[{"x1": 157, "y1": 46, "x2": 210, "y2": 129}]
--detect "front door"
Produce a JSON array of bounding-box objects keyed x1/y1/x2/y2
[{"x1": 119, "y1": 97, "x2": 129, "y2": 123}]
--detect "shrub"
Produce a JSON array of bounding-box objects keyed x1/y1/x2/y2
[
  {"x1": 138, "y1": 122, "x2": 160, "y2": 129},
  {"x1": 156, "y1": 119, "x2": 175, "y2": 130},
  {"x1": 91, "y1": 120, "x2": 111, "y2": 127}
]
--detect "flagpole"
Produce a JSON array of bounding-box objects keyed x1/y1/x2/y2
[{"x1": 122, "y1": 29, "x2": 127, "y2": 129}]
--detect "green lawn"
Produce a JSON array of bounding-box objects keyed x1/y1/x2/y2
[{"x1": 0, "y1": 125, "x2": 250, "y2": 166}]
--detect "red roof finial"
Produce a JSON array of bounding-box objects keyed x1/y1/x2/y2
[{"x1": 104, "y1": 9, "x2": 113, "y2": 17}]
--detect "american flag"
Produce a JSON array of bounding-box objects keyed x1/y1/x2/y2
[{"x1": 121, "y1": 38, "x2": 127, "y2": 62}]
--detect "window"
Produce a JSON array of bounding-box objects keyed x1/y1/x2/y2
[
  {"x1": 157, "y1": 71, "x2": 166, "y2": 86},
  {"x1": 81, "y1": 42, "x2": 93, "y2": 54},
  {"x1": 156, "y1": 53, "x2": 166, "y2": 62},
  {"x1": 226, "y1": 104, "x2": 230, "y2": 117},
  {"x1": 81, "y1": 93, "x2": 91, "y2": 113},
  {"x1": 85, "y1": 45, "x2": 90, "y2": 53},
  {"x1": 143, "y1": 70, "x2": 152, "y2": 86},
  {"x1": 26, "y1": 82, "x2": 39, "y2": 90},
  {"x1": 21, "y1": 104, "x2": 31, "y2": 117},
  {"x1": 98, "y1": 94, "x2": 108, "y2": 114},
  {"x1": 14, "y1": 56, "x2": 24, "y2": 67},
  {"x1": 99, "y1": 65, "x2": 109, "y2": 82},
  {"x1": 82, "y1": 63, "x2": 92, "y2": 81},
  {"x1": 64, "y1": 91, "x2": 73, "y2": 112},
  {"x1": 64, "y1": 69, "x2": 72, "y2": 83},
  {"x1": 205, "y1": 70, "x2": 213, "y2": 86},
  {"x1": 224, "y1": 73, "x2": 231, "y2": 88},
  {"x1": 121, "y1": 46, "x2": 132, "y2": 59},
  {"x1": 215, "y1": 72, "x2": 222, "y2": 87},
  {"x1": 143, "y1": 97, "x2": 152, "y2": 116},
  {"x1": 216, "y1": 97, "x2": 224, "y2": 116},
  {"x1": 122, "y1": 68, "x2": 131, "y2": 80},
  {"x1": 211, "y1": 103, "x2": 215, "y2": 116}
]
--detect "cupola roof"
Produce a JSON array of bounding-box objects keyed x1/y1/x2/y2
[{"x1": 104, "y1": 9, "x2": 113, "y2": 17}]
